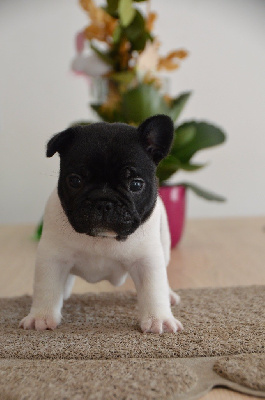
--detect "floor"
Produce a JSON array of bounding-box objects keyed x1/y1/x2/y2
[{"x1": 1, "y1": 216, "x2": 264, "y2": 400}]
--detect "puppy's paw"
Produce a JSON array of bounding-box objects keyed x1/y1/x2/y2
[
  {"x1": 141, "y1": 316, "x2": 183, "y2": 334},
  {"x1": 169, "y1": 289, "x2": 181, "y2": 306},
  {"x1": 19, "y1": 312, "x2": 61, "y2": 331}
]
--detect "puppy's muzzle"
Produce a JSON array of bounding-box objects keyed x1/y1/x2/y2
[
  {"x1": 95, "y1": 200, "x2": 114, "y2": 215},
  {"x1": 82, "y1": 198, "x2": 134, "y2": 229}
]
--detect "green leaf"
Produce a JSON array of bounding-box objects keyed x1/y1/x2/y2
[
  {"x1": 167, "y1": 92, "x2": 191, "y2": 122},
  {"x1": 118, "y1": 0, "x2": 136, "y2": 27},
  {"x1": 157, "y1": 121, "x2": 226, "y2": 184},
  {"x1": 178, "y1": 182, "x2": 226, "y2": 202},
  {"x1": 156, "y1": 156, "x2": 205, "y2": 184},
  {"x1": 112, "y1": 24, "x2": 122, "y2": 44},
  {"x1": 32, "y1": 220, "x2": 43, "y2": 241},
  {"x1": 156, "y1": 155, "x2": 181, "y2": 183},
  {"x1": 130, "y1": 31, "x2": 150, "y2": 51},
  {"x1": 90, "y1": 43, "x2": 114, "y2": 66},
  {"x1": 173, "y1": 124, "x2": 196, "y2": 149},
  {"x1": 121, "y1": 84, "x2": 168, "y2": 124},
  {"x1": 106, "y1": 0, "x2": 119, "y2": 15},
  {"x1": 121, "y1": 85, "x2": 192, "y2": 124},
  {"x1": 179, "y1": 162, "x2": 206, "y2": 171},
  {"x1": 69, "y1": 121, "x2": 93, "y2": 127},
  {"x1": 110, "y1": 70, "x2": 136, "y2": 84},
  {"x1": 91, "y1": 103, "x2": 125, "y2": 123},
  {"x1": 172, "y1": 121, "x2": 226, "y2": 163},
  {"x1": 124, "y1": 10, "x2": 145, "y2": 41}
]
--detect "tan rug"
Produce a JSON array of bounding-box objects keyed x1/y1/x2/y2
[{"x1": 0, "y1": 286, "x2": 264, "y2": 399}]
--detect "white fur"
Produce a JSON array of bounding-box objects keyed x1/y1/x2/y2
[{"x1": 19, "y1": 189, "x2": 182, "y2": 334}]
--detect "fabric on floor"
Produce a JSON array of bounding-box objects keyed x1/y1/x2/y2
[
  {"x1": 213, "y1": 353, "x2": 265, "y2": 391},
  {"x1": 0, "y1": 285, "x2": 264, "y2": 399}
]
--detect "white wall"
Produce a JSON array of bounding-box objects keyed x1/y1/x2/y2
[{"x1": 0, "y1": 0, "x2": 265, "y2": 223}]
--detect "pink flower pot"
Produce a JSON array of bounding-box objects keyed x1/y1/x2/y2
[{"x1": 159, "y1": 185, "x2": 186, "y2": 248}]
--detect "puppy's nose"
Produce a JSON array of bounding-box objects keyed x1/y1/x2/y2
[{"x1": 96, "y1": 201, "x2": 113, "y2": 213}]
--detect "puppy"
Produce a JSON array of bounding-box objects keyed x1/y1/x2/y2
[{"x1": 19, "y1": 115, "x2": 183, "y2": 334}]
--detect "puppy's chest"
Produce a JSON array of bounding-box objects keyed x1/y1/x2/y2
[
  {"x1": 70, "y1": 251, "x2": 122, "y2": 282},
  {"x1": 71, "y1": 235, "x2": 130, "y2": 260}
]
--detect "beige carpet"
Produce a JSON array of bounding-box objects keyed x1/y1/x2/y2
[{"x1": 0, "y1": 286, "x2": 264, "y2": 399}]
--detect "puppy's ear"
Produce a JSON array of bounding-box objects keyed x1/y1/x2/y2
[
  {"x1": 46, "y1": 127, "x2": 75, "y2": 158},
  {"x1": 138, "y1": 115, "x2": 174, "y2": 164}
]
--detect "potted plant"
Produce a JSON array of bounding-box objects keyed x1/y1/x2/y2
[{"x1": 35, "y1": 0, "x2": 226, "y2": 244}]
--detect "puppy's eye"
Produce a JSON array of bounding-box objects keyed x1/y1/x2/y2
[
  {"x1": 67, "y1": 174, "x2": 83, "y2": 189},
  {"x1": 129, "y1": 179, "x2": 144, "y2": 192}
]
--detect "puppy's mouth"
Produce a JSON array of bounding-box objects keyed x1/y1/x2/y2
[
  {"x1": 85, "y1": 221, "x2": 134, "y2": 241},
  {"x1": 96, "y1": 231, "x2": 117, "y2": 238},
  {"x1": 82, "y1": 228, "x2": 130, "y2": 242},
  {"x1": 66, "y1": 208, "x2": 139, "y2": 241}
]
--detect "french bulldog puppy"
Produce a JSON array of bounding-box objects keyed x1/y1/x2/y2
[{"x1": 19, "y1": 115, "x2": 183, "y2": 334}]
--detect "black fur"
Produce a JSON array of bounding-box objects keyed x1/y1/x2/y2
[{"x1": 47, "y1": 115, "x2": 174, "y2": 240}]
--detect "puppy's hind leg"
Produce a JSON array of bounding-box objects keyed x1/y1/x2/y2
[
  {"x1": 63, "y1": 274, "x2": 76, "y2": 300},
  {"x1": 169, "y1": 289, "x2": 181, "y2": 306}
]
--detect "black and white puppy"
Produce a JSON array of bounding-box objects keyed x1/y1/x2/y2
[{"x1": 19, "y1": 115, "x2": 183, "y2": 334}]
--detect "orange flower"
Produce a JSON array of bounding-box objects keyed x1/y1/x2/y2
[
  {"x1": 158, "y1": 49, "x2": 188, "y2": 71},
  {"x1": 143, "y1": 71, "x2": 162, "y2": 89},
  {"x1": 80, "y1": 0, "x2": 117, "y2": 43},
  {"x1": 146, "y1": 12, "x2": 157, "y2": 32},
  {"x1": 163, "y1": 94, "x2": 173, "y2": 106},
  {"x1": 119, "y1": 39, "x2": 131, "y2": 70}
]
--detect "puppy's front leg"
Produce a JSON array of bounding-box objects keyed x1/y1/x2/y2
[
  {"x1": 128, "y1": 251, "x2": 183, "y2": 334},
  {"x1": 19, "y1": 242, "x2": 72, "y2": 331}
]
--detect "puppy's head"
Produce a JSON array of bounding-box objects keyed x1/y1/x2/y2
[{"x1": 47, "y1": 115, "x2": 174, "y2": 240}]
